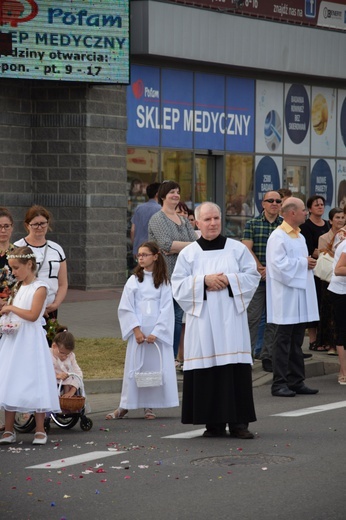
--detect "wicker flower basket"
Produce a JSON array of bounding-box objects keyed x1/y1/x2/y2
[
  {"x1": 59, "y1": 395, "x2": 85, "y2": 413},
  {"x1": 58, "y1": 373, "x2": 86, "y2": 413},
  {"x1": 134, "y1": 341, "x2": 163, "y2": 388}
]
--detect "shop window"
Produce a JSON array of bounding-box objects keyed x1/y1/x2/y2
[
  {"x1": 225, "y1": 154, "x2": 254, "y2": 238},
  {"x1": 126, "y1": 148, "x2": 159, "y2": 273},
  {"x1": 161, "y1": 151, "x2": 193, "y2": 208}
]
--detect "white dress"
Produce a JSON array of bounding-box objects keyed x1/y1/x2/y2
[
  {"x1": 0, "y1": 280, "x2": 61, "y2": 413},
  {"x1": 118, "y1": 271, "x2": 179, "y2": 409}
]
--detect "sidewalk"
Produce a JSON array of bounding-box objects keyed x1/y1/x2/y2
[{"x1": 59, "y1": 289, "x2": 340, "y2": 413}]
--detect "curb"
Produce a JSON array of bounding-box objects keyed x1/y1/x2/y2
[{"x1": 84, "y1": 360, "x2": 338, "y2": 395}]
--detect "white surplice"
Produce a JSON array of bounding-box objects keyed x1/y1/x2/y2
[
  {"x1": 171, "y1": 239, "x2": 260, "y2": 371},
  {"x1": 117, "y1": 271, "x2": 178, "y2": 409},
  {"x1": 266, "y1": 228, "x2": 319, "y2": 325}
]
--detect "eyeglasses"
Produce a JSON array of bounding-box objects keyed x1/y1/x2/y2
[
  {"x1": 263, "y1": 199, "x2": 282, "y2": 204},
  {"x1": 29, "y1": 221, "x2": 48, "y2": 229},
  {"x1": 137, "y1": 253, "x2": 154, "y2": 258},
  {"x1": 0, "y1": 224, "x2": 12, "y2": 230}
]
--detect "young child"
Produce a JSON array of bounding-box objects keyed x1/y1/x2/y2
[
  {"x1": 51, "y1": 327, "x2": 83, "y2": 398},
  {"x1": 0, "y1": 246, "x2": 60, "y2": 445},
  {"x1": 106, "y1": 241, "x2": 178, "y2": 420}
]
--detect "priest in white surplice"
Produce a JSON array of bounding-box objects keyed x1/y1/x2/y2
[
  {"x1": 266, "y1": 197, "x2": 320, "y2": 397},
  {"x1": 171, "y1": 202, "x2": 260, "y2": 439}
]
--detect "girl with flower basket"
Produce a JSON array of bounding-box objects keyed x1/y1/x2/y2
[{"x1": 106, "y1": 241, "x2": 178, "y2": 421}]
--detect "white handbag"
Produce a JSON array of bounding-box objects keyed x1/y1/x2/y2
[
  {"x1": 134, "y1": 341, "x2": 163, "y2": 388},
  {"x1": 314, "y1": 252, "x2": 333, "y2": 282}
]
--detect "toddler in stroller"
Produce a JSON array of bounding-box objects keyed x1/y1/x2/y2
[{"x1": 14, "y1": 326, "x2": 92, "y2": 433}]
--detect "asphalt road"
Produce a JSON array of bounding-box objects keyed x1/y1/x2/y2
[{"x1": 1, "y1": 372, "x2": 345, "y2": 520}]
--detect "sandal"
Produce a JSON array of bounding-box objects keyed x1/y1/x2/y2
[
  {"x1": 144, "y1": 408, "x2": 156, "y2": 420},
  {"x1": 0, "y1": 431, "x2": 16, "y2": 444},
  {"x1": 338, "y1": 375, "x2": 346, "y2": 385},
  {"x1": 309, "y1": 342, "x2": 328, "y2": 352},
  {"x1": 32, "y1": 432, "x2": 47, "y2": 445},
  {"x1": 105, "y1": 408, "x2": 128, "y2": 420}
]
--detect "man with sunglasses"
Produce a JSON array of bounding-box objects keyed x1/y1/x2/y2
[{"x1": 242, "y1": 191, "x2": 283, "y2": 372}]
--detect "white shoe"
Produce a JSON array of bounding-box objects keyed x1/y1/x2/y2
[
  {"x1": 0, "y1": 431, "x2": 16, "y2": 444},
  {"x1": 32, "y1": 432, "x2": 48, "y2": 445}
]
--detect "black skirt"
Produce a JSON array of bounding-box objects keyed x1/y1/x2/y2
[{"x1": 182, "y1": 363, "x2": 256, "y2": 425}]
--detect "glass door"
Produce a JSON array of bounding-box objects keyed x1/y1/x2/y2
[
  {"x1": 194, "y1": 155, "x2": 216, "y2": 205},
  {"x1": 283, "y1": 158, "x2": 309, "y2": 202}
]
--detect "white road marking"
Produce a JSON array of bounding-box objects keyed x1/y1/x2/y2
[
  {"x1": 163, "y1": 428, "x2": 205, "y2": 439},
  {"x1": 272, "y1": 400, "x2": 346, "y2": 417},
  {"x1": 26, "y1": 450, "x2": 126, "y2": 469}
]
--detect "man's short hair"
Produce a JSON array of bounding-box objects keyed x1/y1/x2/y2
[
  {"x1": 146, "y1": 182, "x2": 161, "y2": 199},
  {"x1": 195, "y1": 202, "x2": 221, "y2": 220}
]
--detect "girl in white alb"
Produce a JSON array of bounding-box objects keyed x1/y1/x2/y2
[
  {"x1": 0, "y1": 247, "x2": 60, "y2": 446},
  {"x1": 106, "y1": 241, "x2": 178, "y2": 420}
]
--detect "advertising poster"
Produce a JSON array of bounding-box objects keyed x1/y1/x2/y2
[
  {"x1": 161, "y1": 69, "x2": 193, "y2": 149},
  {"x1": 310, "y1": 158, "x2": 335, "y2": 215},
  {"x1": 127, "y1": 65, "x2": 160, "y2": 147},
  {"x1": 311, "y1": 87, "x2": 336, "y2": 157},
  {"x1": 0, "y1": 0, "x2": 129, "y2": 83},
  {"x1": 284, "y1": 83, "x2": 311, "y2": 155},
  {"x1": 336, "y1": 161, "x2": 346, "y2": 210},
  {"x1": 254, "y1": 155, "x2": 282, "y2": 214},
  {"x1": 337, "y1": 89, "x2": 346, "y2": 157},
  {"x1": 256, "y1": 81, "x2": 283, "y2": 155}
]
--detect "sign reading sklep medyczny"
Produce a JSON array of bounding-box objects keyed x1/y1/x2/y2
[{"x1": 0, "y1": 1, "x2": 129, "y2": 84}]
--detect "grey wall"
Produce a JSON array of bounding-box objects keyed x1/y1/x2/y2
[
  {"x1": 0, "y1": 79, "x2": 128, "y2": 289},
  {"x1": 131, "y1": 1, "x2": 346, "y2": 81}
]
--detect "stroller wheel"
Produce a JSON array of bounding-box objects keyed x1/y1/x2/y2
[
  {"x1": 50, "y1": 413, "x2": 79, "y2": 429},
  {"x1": 14, "y1": 413, "x2": 36, "y2": 433},
  {"x1": 80, "y1": 417, "x2": 93, "y2": 431}
]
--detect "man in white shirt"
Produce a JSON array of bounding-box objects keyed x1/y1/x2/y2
[{"x1": 266, "y1": 197, "x2": 319, "y2": 397}]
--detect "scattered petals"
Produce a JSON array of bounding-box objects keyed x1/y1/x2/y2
[{"x1": 63, "y1": 495, "x2": 71, "y2": 499}]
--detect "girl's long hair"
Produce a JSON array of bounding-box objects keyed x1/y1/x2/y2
[{"x1": 134, "y1": 241, "x2": 169, "y2": 289}]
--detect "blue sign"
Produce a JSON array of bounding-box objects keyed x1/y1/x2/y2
[
  {"x1": 194, "y1": 73, "x2": 225, "y2": 150},
  {"x1": 255, "y1": 157, "x2": 280, "y2": 213},
  {"x1": 305, "y1": 0, "x2": 316, "y2": 18},
  {"x1": 127, "y1": 65, "x2": 255, "y2": 152},
  {"x1": 285, "y1": 84, "x2": 310, "y2": 145},
  {"x1": 127, "y1": 65, "x2": 160, "y2": 147},
  {"x1": 161, "y1": 69, "x2": 193, "y2": 148},
  {"x1": 310, "y1": 159, "x2": 333, "y2": 211},
  {"x1": 226, "y1": 76, "x2": 255, "y2": 152}
]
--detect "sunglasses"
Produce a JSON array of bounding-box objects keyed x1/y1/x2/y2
[{"x1": 263, "y1": 199, "x2": 282, "y2": 204}]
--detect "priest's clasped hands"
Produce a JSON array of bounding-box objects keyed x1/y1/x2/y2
[{"x1": 204, "y1": 273, "x2": 229, "y2": 291}]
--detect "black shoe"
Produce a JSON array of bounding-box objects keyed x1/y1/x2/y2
[
  {"x1": 262, "y1": 359, "x2": 273, "y2": 372},
  {"x1": 303, "y1": 353, "x2": 313, "y2": 359},
  {"x1": 229, "y1": 428, "x2": 254, "y2": 439},
  {"x1": 289, "y1": 384, "x2": 319, "y2": 395},
  {"x1": 202, "y1": 429, "x2": 227, "y2": 438},
  {"x1": 272, "y1": 387, "x2": 296, "y2": 397}
]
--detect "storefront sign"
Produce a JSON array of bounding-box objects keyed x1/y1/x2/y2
[
  {"x1": 310, "y1": 159, "x2": 334, "y2": 212},
  {"x1": 0, "y1": 1, "x2": 129, "y2": 83},
  {"x1": 170, "y1": 0, "x2": 346, "y2": 31},
  {"x1": 127, "y1": 65, "x2": 255, "y2": 152}
]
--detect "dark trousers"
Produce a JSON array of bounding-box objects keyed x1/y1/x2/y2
[{"x1": 271, "y1": 323, "x2": 306, "y2": 392}]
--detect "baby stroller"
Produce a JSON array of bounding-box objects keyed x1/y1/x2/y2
[{"x1": 14, "y1": 373, "x2": 93, "y2": 434}]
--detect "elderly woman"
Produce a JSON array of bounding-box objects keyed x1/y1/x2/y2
[
  {"x1": 14, "y1": 205, "x2": 68, "y2": 319},
  {"x1": 148, "y1": 181, "x2": 196, "y2": 362}
]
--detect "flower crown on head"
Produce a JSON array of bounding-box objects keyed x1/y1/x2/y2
[{"x1": 7, "y1": 253, "x2": 35, "y2": 259}]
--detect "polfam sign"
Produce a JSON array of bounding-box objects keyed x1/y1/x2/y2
[{"x1": 0, "y1": 0, "x2": 129, "y2": 83}]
